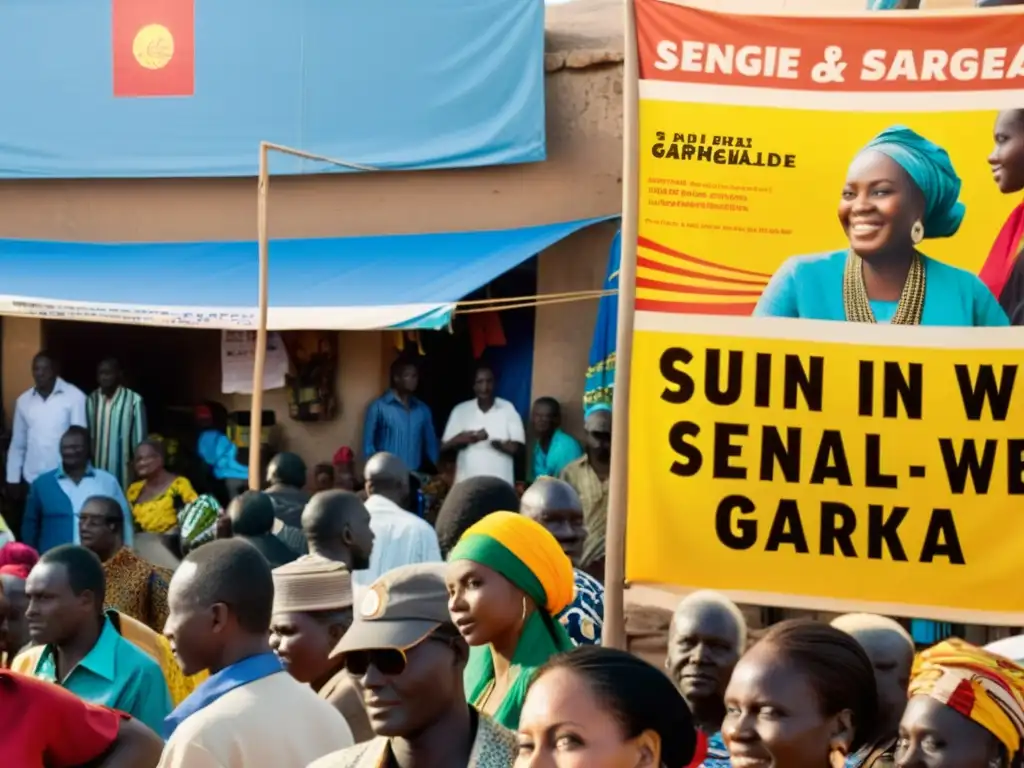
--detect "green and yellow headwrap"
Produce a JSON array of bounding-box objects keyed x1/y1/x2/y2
[{"x1": 449, "y1": 511, "x2": 575, "y2": 616}]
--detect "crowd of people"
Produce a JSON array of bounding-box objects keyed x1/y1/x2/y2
[
  {"x1": 1, "y1": 347, "x2": 1023, "y2": 767},
  {"x1": 4, "y1": 507, "x2": 1024, "y2": 768}
]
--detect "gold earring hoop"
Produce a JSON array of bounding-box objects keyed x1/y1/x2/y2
[
  {"x1": 521, "y1": 596, "x2": 528, "y2": 623},
  {"x1": 911, "y1": 219, "x2": 924, "y2": 245}
]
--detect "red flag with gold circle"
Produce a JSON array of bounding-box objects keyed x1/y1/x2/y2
[{"x1": 112, "y1": 0, "x2": 194, "y2": 97}]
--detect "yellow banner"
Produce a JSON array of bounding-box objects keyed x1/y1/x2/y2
[
  {"x1": 627, "y1": 319, "x2": 1024, "y2": 622},
  {"x1": 625, "y1": 1, "x2": 1024, "y2": 622}
]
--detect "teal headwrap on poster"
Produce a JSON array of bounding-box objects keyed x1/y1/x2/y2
[
  {"x1": 861, "y1": 125, "x2": 966, "y2": 239},
  {"x1": 867, "y1": 0, "x2": 902, "y2": 8}
]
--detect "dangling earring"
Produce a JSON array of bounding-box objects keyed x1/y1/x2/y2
[
  {"x1": 521, "y1": 596, "x2": 528, "y2": 623},
  {"x1": 911, "y1": 219, "x2": 924, "y2": 245},
  {"x1": 829, "y1": 747, "x2": 848, "y2": 768}
]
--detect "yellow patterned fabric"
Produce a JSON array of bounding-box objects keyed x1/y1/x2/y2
[
  {"x1": 128, "y1": 475, "x2": 199, "y2": 533},
  {"x1": 115, "y1": 611, "x2": 208, "y2": 706},
  {"x1": 103, "y1": 546, "x2": 171, "y2": 632},
  {"x1": 910, "y1": 638, "x2": 1024, "y2": 755}
]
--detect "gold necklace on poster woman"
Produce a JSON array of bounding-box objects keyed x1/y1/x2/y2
[{"x1": 842, "y1": 249, "x2": 925, "y2": 325}]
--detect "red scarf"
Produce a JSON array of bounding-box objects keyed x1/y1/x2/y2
[{"x1": 979, "y1": 201, "x2": 1024, "y2": 302}]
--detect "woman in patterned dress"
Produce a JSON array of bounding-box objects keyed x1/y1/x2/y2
[{"x1": 127, "y1": 439, "x2": 198, "y2": 535}]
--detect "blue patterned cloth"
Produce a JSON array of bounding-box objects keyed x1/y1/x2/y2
[
  {"x1": 584, "y1": 231, "x2": 620, "y2": 412},
  {"x1": 557, "y1": 569, "x2": 604, "y2": 646},
  {"x1": 702, "y1": 732, "x2": 731, "y2": 768},
  {"x1": 845, "y1": 735, "x2": 898, "y2": 768},
  {"x1": 910, "y1": 618, "x2": 953, "y2": 645}
]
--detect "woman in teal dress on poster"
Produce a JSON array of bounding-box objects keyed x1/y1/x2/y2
[{"x1": 754, "y1": 125, "x2": 1009, "y2": 328}]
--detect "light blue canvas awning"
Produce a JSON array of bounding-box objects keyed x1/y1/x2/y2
[
  {"x1": 0, "y1": 0, "x2": 545, "y2": 178},
  {"x1": 0, "y1": 216, "x2": 615, "y2": 330}
]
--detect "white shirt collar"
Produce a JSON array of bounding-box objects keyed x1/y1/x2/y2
[
  {"x1": 33, "y1": 377, "x2": 67, "y2": 398},
  {"x1": 364, "y1": 494, "x2": 412, "y2": 516}
]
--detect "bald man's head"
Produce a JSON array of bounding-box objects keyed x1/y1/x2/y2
[
  {"x1": 831, "y1": 613, "x2": 914, "y2": 733},
  {"x1": 227, "y1": 491, "x2": 275, "y2": 536},
  {"x1": 301, "y1": 490, "x2": 375, "y2": 571},
  {"x1": 520, "y1": 478, "x2": 586, "y2": 564},
  {"x1": 364, "y1": 452, "x2": 410, "y2": 504},
  {"x1": 668, "y1": 591, "x2": 746, "y2": 721}
]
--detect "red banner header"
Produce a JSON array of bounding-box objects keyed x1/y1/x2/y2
[{"x1": 636, "y1": 0, "x2": 1024, "y2": 92}]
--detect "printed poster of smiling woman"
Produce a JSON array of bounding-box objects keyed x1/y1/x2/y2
[
  {"x1": 634, "y1": 4, "x2": 1024, "y2": 327},
  {"x1": 620, "y1": 0, "x2": 1024, "y2": 626}
]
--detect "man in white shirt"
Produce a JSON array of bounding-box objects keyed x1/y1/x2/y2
[
  {"x1": 441, "y1": 364, "x2": 525, "y2": 485},
  {"x1": 351, "y1": 453, "x2": 441, "y2": 604},
  {"x1": 5, "y1": 353, "x2": 86, "y2": 538}
]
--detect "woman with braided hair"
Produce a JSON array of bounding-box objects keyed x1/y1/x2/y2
[
  {"x1": 722, "y1": 619, "x2": 881, "y2": 768},
  {"x1": 516, "y1": 646, "x2": 699, "y2": 768}
]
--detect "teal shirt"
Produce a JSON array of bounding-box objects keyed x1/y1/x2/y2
[
  {"x1": 33, "y1": 615, "x2": 171, "y2": 733},
  {"x1": 754, "y1": 250, "x2": 1010, "y2": 327},
  {"x1": 531, "y1": 429, "x2": 584, "y2": 482}
]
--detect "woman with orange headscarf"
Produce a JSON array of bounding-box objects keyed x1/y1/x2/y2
[
  {"x1": 898, "y1": 638, "x2": 1024, "y2": 768},
  {"x1": 445, "y1": 511, "x2": 575, "y2": 729}
]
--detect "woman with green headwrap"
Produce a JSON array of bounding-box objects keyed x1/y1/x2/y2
[
  {"x1": 446, "y1": 511, "x2": 576, "y2": 730},
  {"x1": 755, "y1": 125, "x2": 1009, "y2": 327}
]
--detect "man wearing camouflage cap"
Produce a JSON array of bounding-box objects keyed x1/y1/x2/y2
[{"x1": 308, "y1": 562, "x2": 516, "y2": 768}]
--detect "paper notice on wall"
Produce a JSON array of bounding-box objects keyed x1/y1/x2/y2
[{"x1": 221, "y1": 330, "x2": 289, "y2": 394}]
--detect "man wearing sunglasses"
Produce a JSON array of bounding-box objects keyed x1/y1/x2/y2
[{"x1": 309, "y1": 562, "x2": 517, "y2": 768}]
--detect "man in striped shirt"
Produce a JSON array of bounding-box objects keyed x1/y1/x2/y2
[{"x1": 87, "y1": 359, "x2": 147, "y2": 490}]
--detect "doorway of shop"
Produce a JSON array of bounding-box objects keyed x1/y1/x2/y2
[
  {"x1": 407, "y1": 258, "x2": 537, "y2": 481},
  {"x1": 41, "y1": 320, "x2": 222, "y2": 479}
]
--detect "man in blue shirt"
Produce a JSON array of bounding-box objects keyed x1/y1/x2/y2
[
  {"x1": 22, "y1": 426, "x2": 132, "y2": 554},
  {"x1": 362, "y1": 359, "x2": 439, "y2": 472},
  {"x1": 529, "y1": 397, "x2": 583, "y2": 482},
  {"x1": 13, "y1": 544, "x2": 171, "y2": 733}
]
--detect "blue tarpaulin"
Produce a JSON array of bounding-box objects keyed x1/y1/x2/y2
[
  {"x1": 0, "y1": 0, "x2": 545, "y2": 178},
  {"x1": 0, "y1": 217, "x2": 614, "y2": 330}
]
